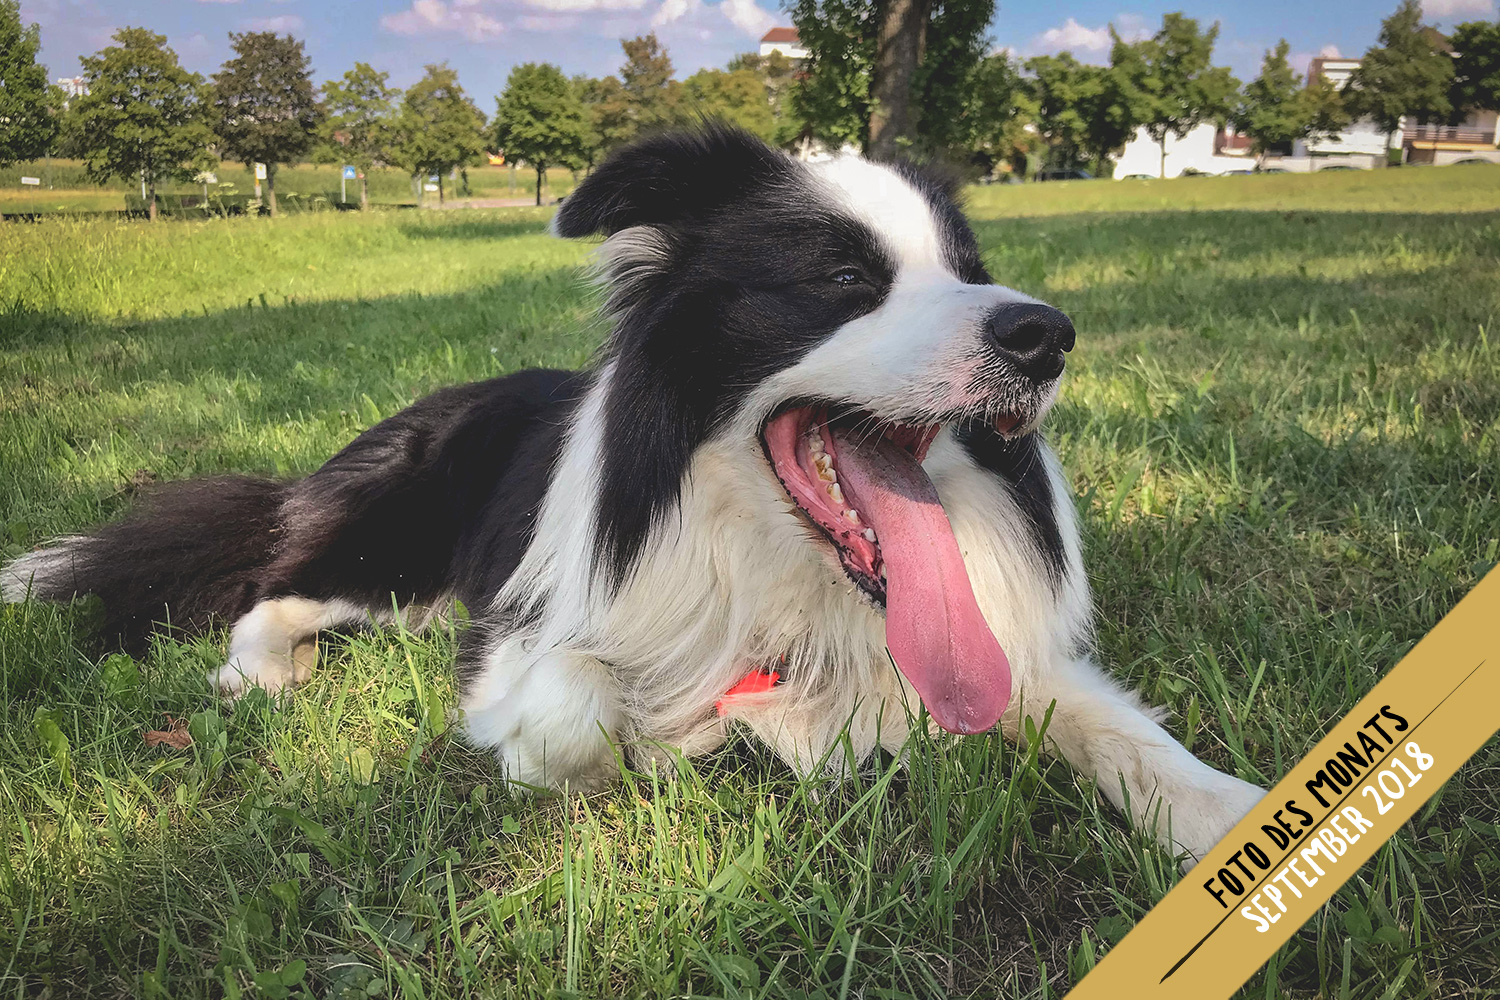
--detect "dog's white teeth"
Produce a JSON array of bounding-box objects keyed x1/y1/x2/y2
[
  {"x1": 880, "y1": 564, "x2": 887, "y2": 581},
  {"x1": 808, "y1": 432, "x2": 825, "y2": 453},
  {"x1": 828, "y1": 482, "x2": 844, "y2": 504},
  {"x1": 844, "y1": 509, "x2": 860, "y2": 525},
  {"x1": 864, "y1": 528, "x2": 877, "y2": 543}
]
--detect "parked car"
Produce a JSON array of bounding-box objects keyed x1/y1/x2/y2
[
  {"x1": 1121, "y1": 173, "x2": 1156, "y2": 180},
  {"x1": 1036, "y1": 168, "x2": 1093, "y2": 181}
]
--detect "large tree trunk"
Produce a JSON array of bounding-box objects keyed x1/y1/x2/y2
[
  {"x1": 438, "y1": 174, "x2": 445, "y2": 206},
  {"x1": 360, "y1": 175, "x2": 369, "y2": 211},
  {"x1": 1159, "y1": 139, "x2": 1168, "y2": 178},
  {"x1": 267, "y1": 166, "x2": 279, "y2": 217},
  {"x1": 535, "y1": 165, "x2": 546, "y2": 207},
  {"x1": 148, "y1": 175, "x2": 157, "y2": 222},
  {"x1": 867, "y1": 0, "x2": 931, "y2": 161}
]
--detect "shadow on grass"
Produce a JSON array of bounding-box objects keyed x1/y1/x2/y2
[{"x1": 395, "y1": 213, "x2": 554, "y2": 242}]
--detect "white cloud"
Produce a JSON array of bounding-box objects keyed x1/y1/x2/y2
[
  {"x1": 1319, "y1": 44, "x2": 1342, "y2": 58},
  {"x1": 380, "y1": 0, "x2": 505, "y2": 40},
  {"x1": 1025, "y1": 13, "x2": 1149, "y2": 58},
  {"x1": 1422, "y1": 0, "x2": 1495, "y2": 17},
  {"x1": 239, "y1": 14, "x2": 304, "y2": 31},
  {"x1": 1031, "y1": 17, "x2": 1111, "y2": 53},
  {"x1": 652, "y1": 0, "x2": 696, "y2": 26},
  {"x1": 719, "y1": 0, "x2": 775, "y2": 36},
  {"x1": 520, "y1": 0, "x2": 649, "y2": 11},
  {"x1": 516, "y1": 13, "x2": 582, "y2": 29}
]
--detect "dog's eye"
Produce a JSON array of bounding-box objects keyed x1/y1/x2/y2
[{"x1": 829, "y1": 268, "x2": 864, "y2": 286}]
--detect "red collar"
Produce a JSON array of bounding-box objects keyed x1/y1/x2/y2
[{"x1": 715, "y1": 667, "x2": 782, "y2": 716}]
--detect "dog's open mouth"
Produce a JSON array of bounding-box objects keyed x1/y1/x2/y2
[{"x1": 761, "y1": 405, "x2": 1013, "y2": 734}]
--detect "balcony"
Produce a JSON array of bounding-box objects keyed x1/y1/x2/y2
[{"x1": 1405, "y1": 124, "x2": 1497, "y2": 148}]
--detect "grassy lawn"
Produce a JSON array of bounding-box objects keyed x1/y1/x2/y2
[{"x1": 1, "y1": 168, "x2": 1497, "y2": 999}]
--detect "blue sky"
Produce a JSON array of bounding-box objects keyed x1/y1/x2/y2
[{"x1": 21, "y1": 0, "x2": 1499, "y2": 107}]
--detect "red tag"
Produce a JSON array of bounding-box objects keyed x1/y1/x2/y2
[{"x1": 716, "y1": 669, "x2": 782, "y2": 716}]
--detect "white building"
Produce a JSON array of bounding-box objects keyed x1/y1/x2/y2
[
  {"x1": 1291, "y1": 57, "x2": 1395, "y2": 165},
  {"x1": 759, "y1": 27, "x2": 808, "y2": 61},
  {"x1": 55, "y1": 76, "x2": 89, "y2": 99},
  {"x1": 1112, "y1": 123, "x2": 1254, "y2": 179}
]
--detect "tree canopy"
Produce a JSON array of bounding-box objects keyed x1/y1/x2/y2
[
  {"x1": 318, "y1": 62, "x2": 397, "y2": 209},
  {"x1": 1448, "y1": 19, "x2": 1500, "y2": 119},
  {"x1": 212, "y1": 31, "x2": 322, "y2": 215},
  {"x1": 493, "y1": 63, "x2": 590, "y2": 205},
  {"x1": 788, "y1": 0, "x2": 994, "y2": 158},
  {"x1": 389, "y1": 63, "x2": 487, "y2": 205},
  {"x1": 682, "y1": 67, "x2": 776, "y2": 142},
  {"x1": 69, "y1": 28, "x2": 215, "y2": 221},
  {"x1": 1344, "y1": 0, "x2": 1453, "y2": 150},
  {"x1": 0, "y1": 0, "x2": 57, "y2": 167},
  {"x1": 1118, "y1": 13, "x2": 1240, "y2": 176}
]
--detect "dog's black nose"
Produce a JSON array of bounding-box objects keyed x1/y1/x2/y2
[{"x1": 984, "y1": 303, "x2": 1076, "y2": 383}]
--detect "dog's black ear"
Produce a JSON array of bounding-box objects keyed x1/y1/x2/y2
[{"x1": 553, "y1": 122, "x2": 791, "y2": 238}]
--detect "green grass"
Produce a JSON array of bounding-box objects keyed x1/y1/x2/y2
[
  {"x1": 2, "y1": 169, "x2": 1498, "y2": 998},
  {"x1": 0, "y1": 159, "x2": 580, "y2": 214}
]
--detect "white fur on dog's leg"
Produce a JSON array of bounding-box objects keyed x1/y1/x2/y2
[
  {"x1": 460, "y1": 639, "x2": 624, "y2": 791},
  {"x1": 1016, "y1": 657, "x2": 1265, "y2": 866},
  {"x1": 209, "y1": 596, "x2": 361, "y2": 697}
]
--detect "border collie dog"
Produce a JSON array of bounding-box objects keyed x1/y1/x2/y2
[{"x1": 3, "y1": 126, "x2": 1262, "y2": 864}]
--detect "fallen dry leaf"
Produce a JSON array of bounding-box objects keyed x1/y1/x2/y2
[{"x1": 144, "y1": 715, "x2": 192, "y2": 750}]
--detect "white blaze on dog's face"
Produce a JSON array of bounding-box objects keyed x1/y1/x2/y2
[{"x1": 552, "y1": 126, "x2": 1076, "y2": 739}]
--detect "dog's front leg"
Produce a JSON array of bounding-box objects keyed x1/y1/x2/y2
[
  {"x1": 1014, "y1": 657, "x2": 1264, "y2": 868},
  {"x1": 459, "y1": 639, "x2": 625, "y2": 792}
]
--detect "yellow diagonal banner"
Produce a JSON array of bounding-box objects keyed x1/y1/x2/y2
[{"x1": 1067, "y1": 567, "x2": 1500, "y2": 998}]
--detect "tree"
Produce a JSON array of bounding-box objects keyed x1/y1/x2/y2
[
  {"x1": 962, "y1": 52, "x2": 1036, "y2": 176},
  {"x1": 1119, "y1": 13, "x2": 1240, "y2": 177},
  {"x1": 69, "y1": 28, "x2": 215, "y2": 221},
  {"x1": 1235, "y1": 41, "x2": 1353, "y2": 167},
  {"x1": 389, "y1": 63, "x2": 487, "y2": 206},
  {"x1": 868, "y1": 0, "x2": 932, "y2": 159},
  {"x1": 1344, "y1": 0, "x2": 1453, "y2": 163},
  {"x1": 1235, "y1": 41, "x2": 1300, "y2": 163},
  {"x1": 789, "y1": 0, "x2": 873, "y2": 151},
  {"x1": 911, "y1": 0, "x2": 995, "y2": 156},
  {"x1": 0, "y1": 0, "x2": 57, "y2": 167},
  {"x1": 1025, "y1": 54, "x2": 1096, "y2": 168},
  {"x1": 619, "y1": 34, "x2": 683, "y2": 135},
  {"x1": 212, "y1": 31, "x2": 322, "y2": 216},
  {"x1": 318, "y1": 63, "x2": 397, "y2": 210},
  {"x1": 575, "y1": 74, "x2": 633, "y2": 166},
  {"x1": 1449, "y1": 20, "x2": 1500, "y2": 119},
  {"x1": 682, "y1": 67, "x2": 775, "y2": 141},
  {"x1": 493, "y1": 63, "x2": 589, "y2": 206},
  {"x1": 727, "y1": 50, "x2": 806, "y2": 147},
  {"x1": 789, "y1": 0, "x2": 995, "y2": 157}
]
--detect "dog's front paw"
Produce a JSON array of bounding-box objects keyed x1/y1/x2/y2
[
  {"x1": 208, "y1": 640, "x2": 316, "y2": 698},
  {"x1": 1172, "y1": 771, "x2": 1267, "y2": 872}
]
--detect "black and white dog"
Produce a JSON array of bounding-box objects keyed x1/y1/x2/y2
[{"x1": 3, "y1": 126, "x2": 1261, "y2": 864}]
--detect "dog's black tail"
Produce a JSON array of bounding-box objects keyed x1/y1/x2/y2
[{"x1": 2, "y1": 477, "x2": 288, "y2": 653}]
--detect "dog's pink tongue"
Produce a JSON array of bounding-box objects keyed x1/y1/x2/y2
[{"x1": 831, "y1": 431, "x2": 1012, "y2": 733}]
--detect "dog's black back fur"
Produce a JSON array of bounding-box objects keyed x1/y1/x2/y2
[{"x1": 21, "y1": 369, "x2": 583, "y2": 652}]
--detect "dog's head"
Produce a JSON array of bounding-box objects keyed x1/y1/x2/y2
[{"x1": 556, "y1": 125, "x2": 1075, "y2": 733}]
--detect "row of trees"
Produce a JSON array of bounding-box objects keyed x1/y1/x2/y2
[
  {"x1": 0, "y1": 11, "x2": 485, "y2": 219},
  {"x1": 789, "y1": 0, "x2": 1500, "y2": 176}
]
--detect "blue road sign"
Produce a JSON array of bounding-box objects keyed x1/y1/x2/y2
[{"x1": 343, "y1": 165, "x2": 357, "y2": 180}]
